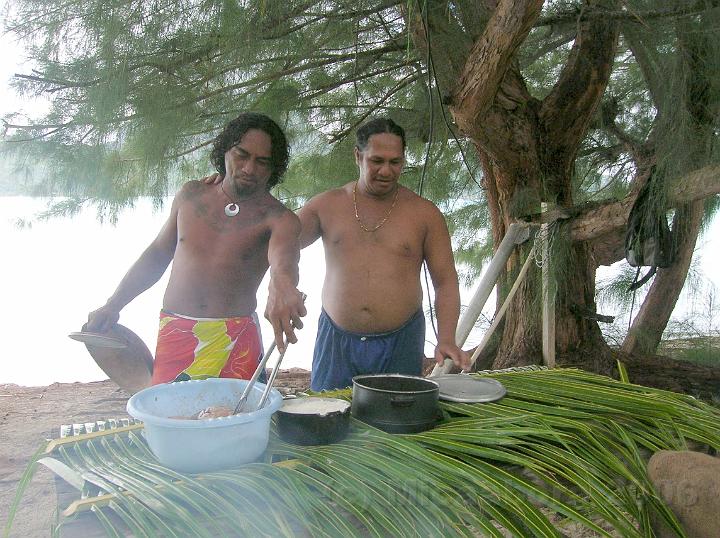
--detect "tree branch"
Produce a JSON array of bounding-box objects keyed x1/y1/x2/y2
[
  {"x1": 327, "y1": 74, "x2": 420, "y2": 142},
  {"x1": 186, "y1": 41, "x2": 406, "y2": 108},
  {"x1": 165, "y1": 138, "x2": 215, "y2": 160},
  {"x1": 570, "y1": 163, "x2": 720, "y2": 244},
  {"x1": 536, "y1": 3, "x2": 717, "y2": 27},
  {"x1": 304, "y1": 0, "x2": 404, "y2": 21},
  {"x1": 12, "y1": 71, "x2": 101, "y2": 92},
  {"x1": 539, "y1": 0, "x2": 619, "y2": 161},
  {"x1": 301, "y1": 63, "x2": 416, "y2": 102},
  {"x1": 450, "y1": 0, "x2": 543, "y2": 137}
]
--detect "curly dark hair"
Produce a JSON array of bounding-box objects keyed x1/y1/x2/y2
[
  {"x1": 355, "y1": 117, "x2": 406, "y2": 152},
  {"x1": 210, "y1": 112, "x2": 289, "y2": 189}
]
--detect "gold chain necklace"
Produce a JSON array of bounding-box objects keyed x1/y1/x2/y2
[{"x1": 353, "y1": 181, "x2": 400, "y2": 232}]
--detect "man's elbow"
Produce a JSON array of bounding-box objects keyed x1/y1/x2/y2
[
  {"x1": 433, "y1": 279, "x2": 461, "y2": 299},
  {"x1": 145, "y1": 242, "x2": 175, "y2": 268}
]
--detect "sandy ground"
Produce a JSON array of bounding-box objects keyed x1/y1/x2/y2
[
  {"x1": 1, "y1": 380, "x2": 131, "y2": 537},
  {"x1": 0, "y1": 369, "x2": 312, "y2": 538}
]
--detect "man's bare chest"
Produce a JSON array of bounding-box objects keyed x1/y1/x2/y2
[
  {"x1": 324, "y1": 214, "x2": 424, "y2": 262},
  {"x1": 177, "y1": 203, "x2": 271, "y2": 256}
]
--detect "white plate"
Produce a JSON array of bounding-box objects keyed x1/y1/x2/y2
[
  {"x1": 68, "y1": 331, "x2": 128, "y2": 349},
  {"x1": 433, "y1": 374, "x2": 507, "y2": 403}
]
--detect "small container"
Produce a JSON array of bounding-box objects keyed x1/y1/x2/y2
[
  {"x1": 275, "y1": 397, "x2": 351, "y2": 445},
  {"x1": 127, "y1": 378, "x2": 282, "y2": 473}
]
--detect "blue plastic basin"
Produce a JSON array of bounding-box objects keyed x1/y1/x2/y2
[{"x1": 127, "y1": 378, "x2": 282, "y2": 473}]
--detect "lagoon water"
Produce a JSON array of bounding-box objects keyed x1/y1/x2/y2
[{"x1": 2, "y1": 196, "x2": 717, "y2": 387}]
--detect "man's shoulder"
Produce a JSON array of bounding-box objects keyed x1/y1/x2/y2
[
  {"x1": 307, "y1": 183, "x2": 352, "y2": 204},
  {"x1": 401, "y1": 188, "x2": 445, "y2": 225},
  {"x1": 265, "y1": 194, "x2": 297, "y2": 215},
  {"x1": 168, "y1": 180, "x2": 210, "y2": 209},
  {"x1": 402, "y1": 186, "x2": 439, "y2": 208},
  {"x1": 176, "y1": 179, "x2": 209, "y2": 198},
  {"x1": 322, "y1": 182, "x2": 353, "y2": 197}
]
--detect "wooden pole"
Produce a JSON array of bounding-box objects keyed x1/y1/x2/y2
[
  {"x1": 541, "y1": 203, "x2": 556, "y2": 368},
  {"x1": 465, "y1": 243, "x2": 536, "y2": 372},
  {"x1": 429, "y1": 223, "x2": 531, "y2": 377}
]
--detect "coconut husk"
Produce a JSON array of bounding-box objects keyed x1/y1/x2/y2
[{"x1": 647, "y1": 450, "x2": 720, "y2": 538}]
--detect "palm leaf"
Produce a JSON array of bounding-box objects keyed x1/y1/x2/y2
[{"x1": 7, "y1": 368, "x2": 718, "y2": 537}]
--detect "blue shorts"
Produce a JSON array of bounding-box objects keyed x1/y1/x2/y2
[{"x1": 310, "y1": 309, "x2": 425, "y2": 391}]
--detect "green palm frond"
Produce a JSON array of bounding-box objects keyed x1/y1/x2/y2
[{"x1": 7, "y1": 368, "x2": 718, "y2": 537}]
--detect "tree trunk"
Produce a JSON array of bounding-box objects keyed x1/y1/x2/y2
[
  {"x1": 491, "y1": 242, "x2": 543, "y2": 369},
  {"x1": 620, "y1": 12, "x2": 717, "y2": 358},
  {"x1": 618, "y1": 352, "x2": 720, "y2": 400},
  {"x1": 465, "y1": 2, "x2": 620, "y2": 374},
  {"x1": 622, "y1": 203, "x2": 705, "y2": 356}
]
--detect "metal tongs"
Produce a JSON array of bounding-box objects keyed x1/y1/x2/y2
[{"x1": 234, "y1": 294, "x2": 305, "y2": 413}]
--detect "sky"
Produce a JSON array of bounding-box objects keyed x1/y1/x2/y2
[{"x1": 0, "y1": 26, "x2": 38, "y2": 119}]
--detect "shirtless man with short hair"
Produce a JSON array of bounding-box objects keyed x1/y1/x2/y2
[
  {"x1": 87, "y1": 112, "x2": 306, "y2": 385},
  {"x1": 297, "y1": 118, "x2": 470, "y2": 390}
]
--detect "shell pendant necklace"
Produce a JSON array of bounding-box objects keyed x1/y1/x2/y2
[
  {"x1": 353, "y1": 180, "x2": 400, "y2": 232},
  {"x1": 220, "y1": 182, "x2": 261, "y2": 217}
]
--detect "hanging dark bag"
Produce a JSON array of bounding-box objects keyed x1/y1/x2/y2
[{"x1": 624, "y1": 179, "x2": 674, "y2": 291}]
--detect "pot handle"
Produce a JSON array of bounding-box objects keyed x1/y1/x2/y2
[{"x1": 389, "y1": 395, "x2": 416, "y2": 407}]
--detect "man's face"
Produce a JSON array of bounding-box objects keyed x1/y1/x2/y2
[
  {"x1": 354, "y1": 132, "x2": 405, "y2": 196},
  {"x1": 224, "y1": 129, "x2": 274, "y2": 194}
]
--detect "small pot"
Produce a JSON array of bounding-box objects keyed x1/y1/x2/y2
[
  {"x1": 275, "y1": 397, "x2": 351, "y2": 446},
  {"x1": 351, "y1": 374, "x2": 439, "y2": 434}
]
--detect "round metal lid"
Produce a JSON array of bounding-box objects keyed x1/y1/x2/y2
[
  {"x1": 432, "y1": 374, "x2": 507, "y2": 403},
  {"x1": 69, "y1": 331, "x2": 127, "y2": 349}
]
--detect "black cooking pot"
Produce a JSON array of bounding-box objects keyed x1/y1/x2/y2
[
  {"x1": 351, "y1": 374, "x2": 439, "y2": 434},
  {"x1": 275, "y1": 397, "x2": 351, "y2": 446}
]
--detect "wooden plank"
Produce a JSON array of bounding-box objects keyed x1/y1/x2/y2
[
  {"x1": 54, "y1": 475, "x2": 126, "y2": 537},
  {"x1": 541, "y1": 203, "x2": 556, "y2": 368}
]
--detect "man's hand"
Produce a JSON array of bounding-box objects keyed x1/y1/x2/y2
[
  {"x1": 265, "y1": 288, "x2": 307, "y2": 352},
  {"x1": 434, "y1": 342, "x2": 472, "y2": 371},
  {"x1": 202, "y1": 173, "x2": 223, "y2": 185},
  {"x1": 85, "y1": 304, "x2": 121, "y2": 333}
]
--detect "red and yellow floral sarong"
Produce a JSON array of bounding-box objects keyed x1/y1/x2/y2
[{"x1": 151, "y1": 310, "x2": 263, "y2": 385}]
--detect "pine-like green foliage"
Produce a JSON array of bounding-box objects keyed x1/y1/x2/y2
[
  {"x1": 2, "y1": 0, "x2": 719, "y2": 276},
  {"x1": 3, "y1": 0, "x2": 432, "y2": 203},
  {"x1": 575, "y1": 0, "x2": 720, "y2": 206}
]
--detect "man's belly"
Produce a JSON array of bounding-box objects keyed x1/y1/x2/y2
[
  {"x1": 162, "y1": 277, "x2": 259, "y2": 319},
  {"x1": 322, "y1": 274, "x2": 423, "y2": 333}
]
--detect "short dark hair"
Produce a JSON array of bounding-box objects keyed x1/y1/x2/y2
[
  {"x1": 355, "y1": 117, "x2": 406, "y2": 152},
  {"x1": 210, "y1": 112, "x2": 289, "y2": 189}
]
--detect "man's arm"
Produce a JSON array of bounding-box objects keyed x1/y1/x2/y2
[
  {"x1": 265, "y1": 209, "x2": 306, "y2": 351},
  {"x1": 85, "y1": 192, "x2": 181, "y2": 333},
  {"x1": 423, "y1": 203, "x2": 471, "y2": 370},
  {"x1": 297, "y1": 195, "x2": 323, "y2": 249}
]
